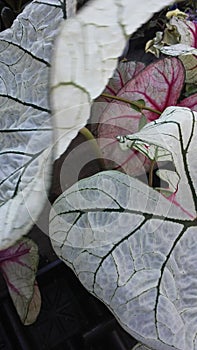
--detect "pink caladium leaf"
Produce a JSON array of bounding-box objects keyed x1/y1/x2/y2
[
  {"x1": 0, "y1": 237, "x2": 41, "y2": 325},
  {"x1": 99, "y1": 61, "x2": 145, "y2": 100},
  {"x1": 94, "y1": 57, "x2": 184, "y2": 176},
  {"x1": 91, "y1": 61, "x2": 145, "y2": 124},
  {"x1": 178, "y1": 93, "x2": 197, "y2": 111}
]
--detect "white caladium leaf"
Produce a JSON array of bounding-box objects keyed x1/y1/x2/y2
[
  {"x1": 0, "y1": 238, "x2": 40, "y2": 324},
  {"x1": 160, "y1": 43, "x2": 197, "y2": 56},
  {"x1": 118, "y1": 106, "x2": 197, "y2": 218},
  {"x1": 50, "y1": 0, "x2": 175, "y2": 160},
  {"x1": 49, "y1": 106, "x2": 197, "y2": 350},
  {"x1": 0, "y1": 1, "x2": 63, "y2": 249}
]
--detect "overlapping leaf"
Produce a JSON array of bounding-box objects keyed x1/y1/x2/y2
[
  {"x1": 0, "y1": 237, "x2": 41, "y2": 324},
  {"x1": 0, "y1": 0, "x2": 63, "y2": 249},
  {"x1": 170, "y1": 16, "x2": 197, "y2": 48},
  {"x1": 49, "y1": 106, "x2": 197, "y2": 350},
  {"x1": 147, "y1": 15, "x2": 197, "y2": 84},
  {"x1": 50, "y1": 0, "x2": 174, "y2": 160},
  {"x1": 93, "y1": 57, "x2": 188, "y2": 175}
]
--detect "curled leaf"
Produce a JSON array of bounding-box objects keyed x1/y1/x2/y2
[
  {"x1": 166, "y1": 9, "x2": 188, "y2": 20},
  {"x1": 145, "y1": 16, "x2": 197, "y2": 59},
  {"x1": 118, "y1": 106, "x2": 197, "y2": 218},
  {"x1": 145, "y1": 32, "x2": 163, "y2": 57},
  {"x1": 162, "y1": 23, "x2": 181, "y2": 45},
  {"x1": 170, "y1": 16, "x2": 197, "y2": 47}
]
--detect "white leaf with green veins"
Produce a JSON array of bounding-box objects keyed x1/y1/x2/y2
[
  {"x1": 49, "y1": 106, "x2": 197, "y2": 350},
  {"x1": 0, "y1": 0, "x2": 63, "y2": 249},
  {"x1": 50, "y1": 0, "x2": 174, "y2": 160}
]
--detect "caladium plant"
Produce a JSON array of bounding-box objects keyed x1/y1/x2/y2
[
  {"x1": 0, "y1": 0, "x2": 175, "y2": 326},
  {"x1": 0, "y1": 0, "x2": 64, "y2": 324},
  {"x1": 49, "y1": 106, "x2": 197, "y2": 350},
  {"x1": 50, "y1": 0, "x2": 175, "y2": 160},
  {"x1": 0, "y1": 0, "x2": 174, "y2": 250},
  {"x1": 91, "y1": 56, "x2": 197, "y2": 176}
]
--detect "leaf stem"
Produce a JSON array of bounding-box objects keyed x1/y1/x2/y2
[
  {"x1": 79, "y1": 127, "x2": 105, "y2": 170},
  {"x1": 101, "y1": 93, "x2": 161, "y2": 115},
  {"x1": 148, "y1": 160, "x2": 156, "y2": 187}
]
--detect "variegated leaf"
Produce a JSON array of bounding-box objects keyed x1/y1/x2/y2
[
  {"x1": 0, "y1": 1, "x2": 63, "y2": 249},
  {"x1": 49, "y1": 106, "x2": 197, "y2": 350},
  {"x1": 50, "y1": 0, "x2": 175, "y2": 160},
  {"x1": 95, "y1": 58, "x2": 184, "y2": 176}
]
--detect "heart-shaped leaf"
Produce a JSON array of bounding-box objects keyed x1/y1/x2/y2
[
  {"x1": 0, "y1": 0, "x2": 63, "y2": 249},
  {"x1": 0, "y1": 237, "x2": 40, "y2": 324},
  {"x1": 49, "y1": 106, "x2": 197, "y2": 350},
  {"x1": 95, "y1": 57, "x2": 184, "y2": 176}
]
